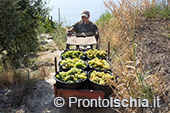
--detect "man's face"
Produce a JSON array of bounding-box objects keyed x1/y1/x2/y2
[{"x1": 82, "y1": 16, "x2": 89, "y2": 23}]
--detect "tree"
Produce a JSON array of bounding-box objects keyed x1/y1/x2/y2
[{"x1": 0, "y1": 0, "x2": 49, "y2": 68}]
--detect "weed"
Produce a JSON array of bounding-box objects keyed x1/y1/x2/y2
[
  {"x1": 0, "y1": 66, "x2": 50, "y2": 108},
  {"x1": 144, "y1": 3, "x2": 170, "y2": 20},
  {"x1": 51, "y1": 26, "x2": 67, "y2": 50},
  {"x1": 98, "y1": 0, "x2": 167, "y2": 112},
  {"x1": 168, "y1": 35, "x2": 170, "y2": 39}
]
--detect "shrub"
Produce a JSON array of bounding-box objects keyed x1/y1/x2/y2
[
  {"x1": 96, "y1": 11, "x2": 113, "y2": 28},
  {"x1": 0, "y1": 0, "x2": 49, "y2": 68},
  {"x1": 38, "y1": 16, "x2": 58, "y2": 33},
  {"x1": 144, "y1": 4, "x2": 170, "y2": 20},
  {"x1": 97, "y1": 0, "x2": 166, "y2": 112},
  {"x1": 51, "y1": 26, "x2": 67, "y2": 50}
]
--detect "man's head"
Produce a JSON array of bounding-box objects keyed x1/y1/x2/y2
[{"x1": 81, "y1": 10, "x2": 90, "y2": 24}]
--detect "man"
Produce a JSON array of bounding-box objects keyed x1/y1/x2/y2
[{"x1": 67, "y1": 10, "x2": 99, "y2": 49}]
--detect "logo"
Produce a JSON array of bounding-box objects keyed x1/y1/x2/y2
[{"x1": 54, "y1": 97, "x2": 65, "y2": 107}]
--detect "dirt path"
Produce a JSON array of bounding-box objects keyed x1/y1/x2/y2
[
  {"x1": 15, "y1": 36, "x2": 62, "y2": 113},
  {"x1": 17, "y1": 72, "x2": 58, "y2": 113}
]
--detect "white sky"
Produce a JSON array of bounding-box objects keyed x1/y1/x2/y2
[{"x1": 44, "y1": 0, "x2": 113, "y2": 26}]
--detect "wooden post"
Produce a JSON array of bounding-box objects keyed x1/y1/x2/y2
[
  {"x1": 54, "y1": 57, "x2": 57, "y2": 73},
  {"x1": 51, "y1": 16, "x2": 53, "y2": 21},
  {"x1": 108, "y1": 42, "x2": 110, "y2": 58},
  {"x1": 50, "y1": 16, "x2": 53, "y2": 25},
  {"x1": 58, "y1": 8, "x2": 60, "y2": 25},
  {"x1": 98, "y1": 33, "x2": 100, "y2": 50}
]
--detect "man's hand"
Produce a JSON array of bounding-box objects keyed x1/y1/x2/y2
[
  {"x1": 67, "y1": 27, "x2": 75, "y2": 37},
  {"x1": 95, "y1": 31, "x2": 99, "y2": 42},
  {"x1": 67, "y1": 30, "x2": 72, "y2": 37}
]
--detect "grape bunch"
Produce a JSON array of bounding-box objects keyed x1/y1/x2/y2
[
  {"x1": 90, "y1": 71, "x2": 114, "y2": 85},
  {"x1": 85, "y1": 49, "x2": 107, "y2": 59},
  {"x1": 56, "y1": 68, "x2": 87, "y2": 83},
  {"x1": 61, "y1": 50, "x2": 85, "y2": 59},
  {"x1": 60, "y1": 58, "x2": 86, "y2": 69},
  {"x1": 88, "y1": 58, "x2": 111, "y2": 70}
]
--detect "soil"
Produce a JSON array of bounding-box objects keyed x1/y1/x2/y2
[
  {"x1": 135, "y1": 17, "x2": 170, "y2": 113},
  {"x1": 14, "y1": 36, "x2": 62, "y2": 113}
]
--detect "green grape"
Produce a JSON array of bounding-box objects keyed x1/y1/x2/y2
[
  {"x1": 90, "y1": 71, "x2": 114, "y2": 85},
  {"x1": 99, "y1": 79, "x2": 105, "y2": 85},
  {"x1": 86, "y1": 49, "x2": 107, "y2": 59},
  {"x1": 75, "y1": 61, "x2": 86, "y2": 69},
  {"x1": 78, "y1": 73, "x2": 87, "y2": 79},
  {"x1": 62, "y1": 50, "x2": 85, "y2": 59},
  {"x1": 60, "y1": 58, "x2": 86, "y2": 69},
  {"x1": 67, "y1": 80, "x2": 74, "y2": 83},
  {"x1": 56, "y1": 68, "x2": 87, "y2": 83},
  {"x1": 88, "y1": 58, "x2": 111, "y2": 70}
]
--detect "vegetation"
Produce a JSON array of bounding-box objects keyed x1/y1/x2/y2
[
  {"x1": 96, "y1": 11, "x2": 113, "y2": 28},
  {"x1": 0, "y1": 0, "x2": 49, "y2": 69},
  {"x1": 0, "y1": 67, "x2": 50, "y2": 108},
  {"x1": 51, "y1": 26, "x2": 67, "y2": 50},
  {"x1": 0, "y1": 0, "x2": 51, "y2": 108},
  {"x1": 95, "y1": 0, "x2": 169, "y2": 112},
  {"x1": 0, "y1": 0, "x2": 66, "y2": 86},
  {"x1": 0, "y1": 0, "x2": 66, "y2": 70},
  {"x1": 144, "y1": 3, "x2": 170, "y2": 20},
  {"x1": 38, "y1": 16, "x2": 58, "y2": 34}
]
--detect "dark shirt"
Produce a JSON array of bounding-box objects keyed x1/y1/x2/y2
[{"x1": 72, "y1": 20, "x2": 98, "y2": 34}]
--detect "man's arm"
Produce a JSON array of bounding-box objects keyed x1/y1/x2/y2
[
  {"x1": 68, "y1": 27, "x2": 75, "y2": 33},
  {"x1": 67, "y1": 21, "x2": 80, "y2": 35},
  {"x1": 67, "y1": 27, "x2": 75, "y2": 36},
  {"x1": 94, "y1": 24, "x2": 99, "y2": 42}
]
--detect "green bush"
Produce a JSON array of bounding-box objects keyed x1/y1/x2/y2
[
  {"x1": 38, "y1": 16, "x2": 58, "y2": 33},
  {"x1": 144, "y1": 4, "x2": 170, "y2": 20},
  {"x1": 51, "y1": 26, "x2": 67, "y2": 50},
  {"x1": 96, "y1": 11, "x2": 113, "y2": 28},
  {"x1": 0, "y1": 0, "x2": 49, "y2": 68}
]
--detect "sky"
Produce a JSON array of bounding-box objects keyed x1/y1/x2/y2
[{"x1": 44, "y1": 0, "x2": 112, "y2": 26}]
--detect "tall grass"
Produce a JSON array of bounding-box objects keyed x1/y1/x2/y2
[
  {"x1": 96, "y1": 11, "x2": 113, "y2": 29},
  {"x1": 97, "y1": 0, "x2": 167, "y2": 112},
  {"x1": 0, "y1": 67, "x2": 50, "y2": 108},
  {"x1": 144, "y1": 3, "x2": 170, "y2": 19},
  {"x1": 51, "y1": 26, "x2": 67, "y2": 50}
]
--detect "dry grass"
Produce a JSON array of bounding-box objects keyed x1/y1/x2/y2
[
  {"x1": 0, "y1": 69, "x2": 30, "y2": 88},
  {"x1": 100, "y1": 0, "x2": 167, "y2": 112},
  {"x1": 31, "y1": 66, "x2": 51, "y2": 80},
  {"x1": 0, "y1": 69, "x2": 15, "y2": 87},
  {"x1": 0, "y1": 67, "x2": 50, "y2": 108},
  {"x1": 0, "y1": 67, "x2": 48, "y2": 87}
]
